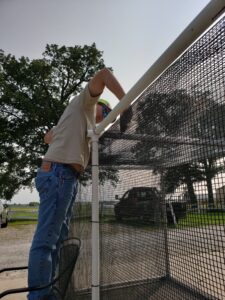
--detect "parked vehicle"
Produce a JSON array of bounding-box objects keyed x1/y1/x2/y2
[
  {"x1": 0, "y1": 200, "x2": 9, "y2": 228},
  {"x1": 114, "y1": 187, "x2": 186, "y2": 224}
]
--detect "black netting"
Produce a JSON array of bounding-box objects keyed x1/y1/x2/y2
[
  {"x1": 68, "y1": 16, "x2": 225, "y2": 300},
  {"x1": 100, "y1": 18, "x2": 225, "y2": 169}
]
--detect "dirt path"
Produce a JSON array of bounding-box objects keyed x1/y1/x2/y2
[{"x1": 0, "y1": 224, "x2": 36, "y2": 300}]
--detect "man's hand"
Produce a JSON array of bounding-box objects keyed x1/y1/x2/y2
[{"x1": 44, "y1": 129, "x2": 53, "y2": 144}]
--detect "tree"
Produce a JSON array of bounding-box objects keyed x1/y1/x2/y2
[
  {"x1": 0, "y1": 43, "x2": 112, "y2": 200},
  {"x1": 130, "y1": 90, "x2": 201, "y2": 204},
  {"x1": 162, "y1": 164, "x2": 204, "y2": 205},
  {"x1": 132, "y1": 89, "x2": 225, "y2": 207},
  {"x1": 190, "y1": 101, "x2": 225, "y2": 207}
]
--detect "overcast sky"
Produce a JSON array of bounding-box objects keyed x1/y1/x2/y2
[{"x1": 0, "y1": 0, "x2": 211, "y2": 203}]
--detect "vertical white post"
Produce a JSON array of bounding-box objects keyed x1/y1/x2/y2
[{"x1": 91, "y1": 132, "x2": 100, "y2": 300}]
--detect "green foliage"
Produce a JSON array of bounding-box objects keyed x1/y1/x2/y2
[
  {"x1": 132, "y1": 90, "x2": 194, "y2": 164},
  {"x1": 29, "y1": 201, "x2": 39, "y2": 206},
  {"x1": 133, "y1": 89, "x2": 225, "y2": 206},
  {"x1": 80, "y1": 167, "x2": 119, "y2": 188},
  {"x1": 163, "y1": 164, "x2": 204, "y2": 193},
  {"x1": 0, "y1": 43, "x2": 106, "y2": 200}
]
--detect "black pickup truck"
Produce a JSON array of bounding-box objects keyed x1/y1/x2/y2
[{"x1": 114, "y1": 187, "x2": 186, "y2": 224}]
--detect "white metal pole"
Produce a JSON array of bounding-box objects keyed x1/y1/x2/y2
[
  {"x1": 90, "y1": 131, "x2": 100, "y2": 300},
  {"x1": 96, "y1": 0, "x2": 225, "y2": 136}
]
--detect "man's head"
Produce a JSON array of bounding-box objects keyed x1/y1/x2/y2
[{"x1": 96, "y1": 99, "x2": 112, "y2": 123}]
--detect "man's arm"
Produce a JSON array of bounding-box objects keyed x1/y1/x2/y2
[
  {"x1": 88, "y1": 68, "x2": 125, "y2": 100},
  {"x1": 44, "y1": 128, "x2": 53, "y2": 144}
]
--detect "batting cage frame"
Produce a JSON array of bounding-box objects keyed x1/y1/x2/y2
[{"x1": 67, "y1": 1, "x2": 225, "y2": 300}]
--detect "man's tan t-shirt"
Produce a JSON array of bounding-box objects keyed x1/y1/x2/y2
[{"x1": 44, "y1": 84, "x2": 99, "y2": 169}]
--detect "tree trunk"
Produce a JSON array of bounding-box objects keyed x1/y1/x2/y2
[
  {"x1": 203, "y1": 159, "x2": 214, "y2": 208},
  {"x1": 206, "y1": 177, "x2": 214, "y2": 208},
  {"x1": 185, "y1": 175, "x2": 197, "y2": 207}
]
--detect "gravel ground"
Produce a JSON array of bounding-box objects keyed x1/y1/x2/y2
[
  {"x1": 1, "y1": 223, "x2": 224, "y2": 299},
  {"x1": 0, "y1": 224, "x2": 36, "y2": 300}
]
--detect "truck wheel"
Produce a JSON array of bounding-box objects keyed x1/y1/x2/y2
[
  {"x1": 115, "y1": 214, "x2": 122, "y2": 221},
  {"x1": 1, "y1": 217, "x2": 8, "y2": 228}
]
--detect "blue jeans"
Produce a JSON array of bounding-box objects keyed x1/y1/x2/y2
[{"x1": 27, "y1": 162, "x2": 79, "y2": 300}]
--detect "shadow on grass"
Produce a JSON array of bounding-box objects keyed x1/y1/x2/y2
[
  {"x1": 101, "y1": 216, "x2": 163, "y2": 229},
  {"x1": 9, "y1": 220, "x2": 37, "y2": 226}
]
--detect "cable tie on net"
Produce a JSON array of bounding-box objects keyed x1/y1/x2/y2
[
  {"x1": 91, "y1": 284, "x2": 100, "y2": 287},
  {"x1": 91, "y1": 164, "x2": 99, "y2": 167}
]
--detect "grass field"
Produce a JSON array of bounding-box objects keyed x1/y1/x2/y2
[
  {"x1": 7, "y1": 204, "x2": 225, "y2": 228},
  {"x1": 8, "y1": 205, "x2": 38, "y2": 225},
  {"x1": 178, "y1": 211, "x2": 225, "y2": 227},
  {"x1": 103, "y1": 211, "x2": 225, "y2": 229},
  {"x1": 9, "y1": 220, "x2": 38, "y2": 226}
]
